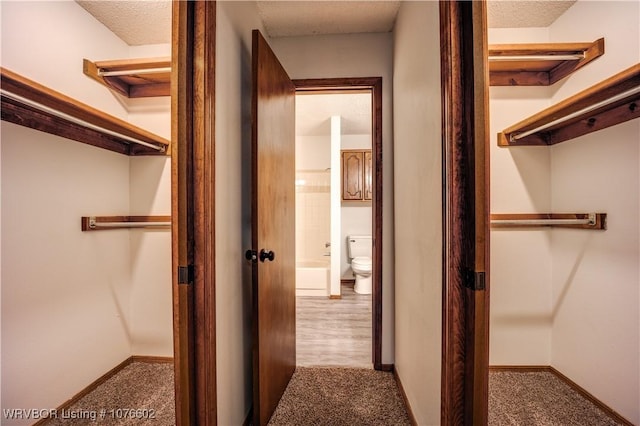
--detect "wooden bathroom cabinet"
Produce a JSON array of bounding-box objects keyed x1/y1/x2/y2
[{"x1": 341, "y1": 149, "x2": 372, "y2": 201}]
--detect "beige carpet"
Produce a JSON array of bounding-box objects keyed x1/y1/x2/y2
[
  {"x1": 489, "y1": 371, "x2": 623, "y2": 425},
  {"x1": 46, "y1": 362, "x2": 175, "y2": 425},
  {"x1": 268, "y1": 367, "x2": 411, "y2": 426}
]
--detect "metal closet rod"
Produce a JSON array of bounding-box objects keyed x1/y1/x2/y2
[
  {"x1": 0, "y1": 89, "x2": 166, "y2": 153},
  {"x1": 510, "y1": 85, "x2": 640, "y2": 142},
  {"x1": 491, "y1": 213, "x2": 596, "y2": 226},
  {"x1": 98, "y1": 67, "x2": 171, "y2": 77},
  {"x1": 489, "y1": 54, "x2": 584, "y2": 61},
  {"x1": 90, "y1": 222, "x2": 171, "y2": 228},
  {"x1": 88, "y1": 217, "x2": 171, "y2": 229}
]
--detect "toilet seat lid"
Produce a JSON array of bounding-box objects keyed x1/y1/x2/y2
[{"x1": 352, "y1": 256, "x2": 372, "y2": 266}]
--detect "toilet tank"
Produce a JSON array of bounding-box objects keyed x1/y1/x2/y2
[{"x1": 348, "y1": 235, "x2": 372, "y2": 259}]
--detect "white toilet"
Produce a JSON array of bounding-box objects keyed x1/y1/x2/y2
[{"x1": 347, "y1": 235, "x2": 373, "y2": 294}]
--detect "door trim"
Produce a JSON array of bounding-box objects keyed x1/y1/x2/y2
[
  {"x1": 440, "y1": 1, "x2": 490, "y2": 424},
  {"x1": 293, "y1": 77, "x2": 384, "y2": 370},
  {"x1": 171, "y1": 1, "x2": 217, "y2": 424}
]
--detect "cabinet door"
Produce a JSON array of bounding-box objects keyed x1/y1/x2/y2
[
  {"x1": 364, "y1": 150, "x2": 373, "y2": 200},
  {"x1": 342, "y1": 151, "x2": 364, "y2": 200}
]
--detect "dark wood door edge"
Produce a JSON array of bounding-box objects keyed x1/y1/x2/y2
[
  {"x1": 293, "y1": 77, "x2": 384, "y2": 371},
  {"x1": 440, "y1": 1, "x2": 490, "y2": 425},
  {"x1": 171, "y1": 1, "x2": 217, "y2": 425}
]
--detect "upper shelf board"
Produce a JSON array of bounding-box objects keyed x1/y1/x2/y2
[
  {"x1": 489, "y1": 38, "x2": 604, "y2": 86},
  {"x1": 498, "y1": 63, "x2": 640, "y2": 146},
  {"x1": 83, "y1": 57, "x2": 171, "y2": 98},
  {"x1": 1, "y1": 67, "x2": 170, "y2": 156}
]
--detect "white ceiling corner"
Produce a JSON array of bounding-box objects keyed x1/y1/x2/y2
[
  {"x1": 487, "y1": 1, "x2": 576, "y2": 28},
  {"x1": 76, "y1": 0, "x2": 171, "y2": 46}
]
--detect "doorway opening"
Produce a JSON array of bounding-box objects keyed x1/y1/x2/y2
[{"x1": 293, "y1": 78, "x2": 384, "y2": 369}]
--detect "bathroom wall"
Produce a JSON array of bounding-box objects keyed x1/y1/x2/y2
[
  {"x1": 341, "y1": 134, "x2": 373, "y2": 278},
  {"x1": 392, "y1": 1, "x2": 442, "y2": 423},
  {"x1": 295, "y1": 134, "x2": 331, "y2": 262},
  {"x1": 1, "y1": 2, "x2": 172, "y2": 421},
  {"x1": 271, "y1": 30, "x2": 395, "y2": 364},
  {"x1": 214, "y1": 2, "x2": 267, "y2": 424}
]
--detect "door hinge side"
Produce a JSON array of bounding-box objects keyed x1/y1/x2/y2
[
  {"x1": 178, "y1": 264, "x2": 194, "y2": 285},
  {"x1": 463, "y1": 268, "x2": 486, "y2": 291}
]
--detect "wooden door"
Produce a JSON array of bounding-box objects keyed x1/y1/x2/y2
[{"x1": 251, "y1": 29, "x2": 296, "y2": 426}]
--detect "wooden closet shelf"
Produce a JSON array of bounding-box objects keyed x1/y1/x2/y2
[
  {"x1": 83, "y1": 57, "x2": 171, "y2": 98},
  {"x1": 498, "y1": 63, "x2": 640, "y2": 147},
  {"x1": 0, "y1": 67, "x2": 170, "y2": 156},
  {"x1": 489, "y1": 38, "x2": 604, "y2": 86}
]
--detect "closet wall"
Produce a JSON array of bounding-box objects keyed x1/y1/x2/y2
[
  {"x1": 548, "y1": 2, "x2": 639, "y2": 423},
  {"x1": 1, "y1": 1, "x2": 172, "y2": 420},
  {"x1": 489, "y1": 1, "x2": 639, "y2": 423},
  {"x1": 392, "y1": 2, "x2": 442, "y2": 424},
  {"x1": 214, "y1": 2, "x2": 267, "y2": 424}
]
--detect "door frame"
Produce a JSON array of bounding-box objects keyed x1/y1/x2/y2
[
  {"x1": 172, "y1": 1, "x2": 489, "y2": 423},
  {"x1": 440, "y1": 1, "x2": 490, "y2": 424},
  {"x1": 171, "y1": 1, "x2": 217, "y2": 424},
  {"x1": 293, "y1": 77, "x2": 384, "y2": 370}
]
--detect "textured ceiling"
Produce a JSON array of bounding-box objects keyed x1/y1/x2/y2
[
  {"x1": 257, "y1": 1, "x2": 401, "y2": 37},
  {"x1": 76, "y1": 1, "x2": 576, "y2": 46},
  {"x1": 296, "y1": 92, "x2": 371, "y2": 136},
  {"x1": 487, "y1": 1, "x2": 576, "y2": 28},
  {"x1": 76, "y1": 0, "x2": 171, "y2": 46}
]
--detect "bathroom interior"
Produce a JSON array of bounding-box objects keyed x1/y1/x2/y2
[{"x1": 294, "y1": 90, "x2": 374, "y2": 367}]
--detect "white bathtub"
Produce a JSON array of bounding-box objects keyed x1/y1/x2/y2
[{"x1": 296, "y1": 259, "x2": 330, "y2": 297}]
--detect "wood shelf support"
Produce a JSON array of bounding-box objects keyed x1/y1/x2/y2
[
  {"x1": 489, "y1": 38, "x2": 604, "y2": 86},
  {"x1": 1, "y1": 67, "x2": 170, "y2": 156},
  {"x1": 498, "y1": 63, "x2": 640, "y2": 147},
  {"x1": 83, "y1": 58, "x2": 171, "y2": 98}
]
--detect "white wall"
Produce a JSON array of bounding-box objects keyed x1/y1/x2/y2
[
  {"x1": 1, "y1": 2, "x2": 172, "y2": 421},
  {"x1": 215, "y1": 2, "x2": 266, "y2": 424},
  {"x1": 1, "y1": 124, "x2": 132, "y2": 423},
  {"x1": 548, "y1": 1, "x2": 639, "y2": 423},
  {"x1": 488, "y1": 28, "x2": 554, "y2": 365},
  {"x1": 392, "y1": 2, "x2": 442, "y2": 424},
  {"x1": 271, "y1": 30, "x2": 395, "y2": 364}
]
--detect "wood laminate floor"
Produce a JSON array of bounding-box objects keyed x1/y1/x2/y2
[{"x1": 296, "y1": 284, "x2": 372, "y2": 368}]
